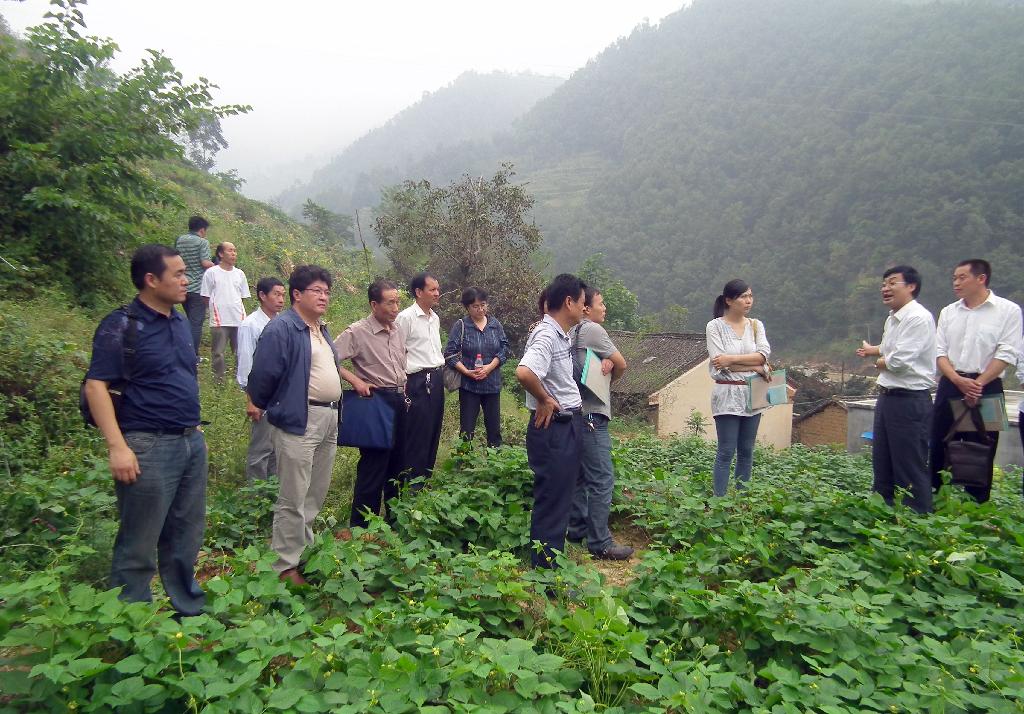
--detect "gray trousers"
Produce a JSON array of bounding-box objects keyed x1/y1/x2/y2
[
  {"x1": 270, "y1": 405, "x2": 337, "y2": 572},
  {"x1": 210, "y1": 326, "x2": 238, "y2": 383},
  {"x1": 246, "y1": 416, "x2": 277, "y2": 482}
]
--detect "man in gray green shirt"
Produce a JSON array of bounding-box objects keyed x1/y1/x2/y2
[
  {"x1": 566, "y1": 287, "x2": 632, "y2": 560},
  {"x1": 175, "y1": 216, "x2": 213, "y2": 356}
]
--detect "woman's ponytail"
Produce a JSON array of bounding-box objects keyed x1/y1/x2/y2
[{"x1": 713, "y1": 295, "x2": 727, "y2": 318}]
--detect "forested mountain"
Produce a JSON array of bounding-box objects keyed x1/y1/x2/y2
[
  {"x1": 275, "y1": 71, "x2": 563, "y2": 215},
  {"x1": 506, "y1": 0, "x2": 1024, "y2": 351},
  {"x1": 295, "y1": 0, "x2": 1024, "y2": 354}
]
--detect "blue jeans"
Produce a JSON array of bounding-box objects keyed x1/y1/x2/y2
[
  {"x1": 112, "y1": 429, "x2": 207, "y2": 616},
  {"x1": 567, "y1": 414, "x2": 614, "y2": 552},
  {"x1": 712, "y1": 414, "x2": 761, "y2": 497}
]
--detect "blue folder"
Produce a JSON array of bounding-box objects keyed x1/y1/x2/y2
[{"x1": 337, "y1": 391, "x2": 396, "y2": 449}]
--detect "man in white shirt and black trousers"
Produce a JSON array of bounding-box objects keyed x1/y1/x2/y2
[
  {"x1": 930, "y1": 258, "x2": 1022, "y2": 503},
  {"x1": 857, "y1": 266, "x2": 936, "y2": 513},
  {"x1": 396, "y1": 273, "x2": 445, "y2": 490},
  {"x1": 236, "y1": 277, "x2": 286, "y2": 482}
]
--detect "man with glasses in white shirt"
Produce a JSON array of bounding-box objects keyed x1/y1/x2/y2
[
  {"x1": 930, "y1": 259, "x2": 1022, "y2": 502},
  {"x1": 857, "y1": 266, "x2": 936, "y2": 513}
]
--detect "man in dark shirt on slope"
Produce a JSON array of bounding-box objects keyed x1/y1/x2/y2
[{"x1": 84, "y1": 244, "x2": 207, "y2": 617}]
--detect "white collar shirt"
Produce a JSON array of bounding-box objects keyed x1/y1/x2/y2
[
  {"x1": 396, "y1": 302, "x2": 444, "y2": 373},
  {"x1": 935, "y1": 290, "x2": 1022, "y2": 376},
  {"x1": 877, "y1": 299, "x2": 937, "y2": 391},
  {"x1": 235, "y1": 308, "x2": 273, "y2": 389}
]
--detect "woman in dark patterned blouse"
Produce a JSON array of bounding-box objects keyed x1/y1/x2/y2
[{"x1": 444, "y1": 287, "x2": 509, "y2": 447}]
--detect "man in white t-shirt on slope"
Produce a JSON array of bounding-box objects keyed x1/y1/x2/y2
[
  {"x1": 200, "y1": 241, "x2": 250, "y2": 384},
  {"x1": 237, "y1": 277, "x2": 286, "y2": 482}
]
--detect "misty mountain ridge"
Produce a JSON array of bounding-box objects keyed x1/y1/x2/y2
[{"x1": 274, "y1": 70, "x2": 563, "y2": 214}]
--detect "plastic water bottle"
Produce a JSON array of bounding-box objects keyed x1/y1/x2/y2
[{"x1": 474, "y1": 353, "x2": 484, "y2": 369}]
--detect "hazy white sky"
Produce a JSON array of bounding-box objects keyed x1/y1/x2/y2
[{"x1": 2, "y1": 0, "x2": 685, "y2": 194}]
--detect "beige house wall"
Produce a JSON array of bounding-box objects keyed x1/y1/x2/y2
[{"x1": 651, "y1": 358, "x2": 793, "y2": 449}]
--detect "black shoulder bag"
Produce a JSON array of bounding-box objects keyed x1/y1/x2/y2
[
  {"x1": 943, "y1": 404, "x2": 994, "y2": 489},
  {"x1": 79, "y1": 305, "x2": 141, "y2": 427}
]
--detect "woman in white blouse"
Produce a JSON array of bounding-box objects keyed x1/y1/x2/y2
[{"x1": 705, "y1": 279, "x2": 771, "y2": 497}]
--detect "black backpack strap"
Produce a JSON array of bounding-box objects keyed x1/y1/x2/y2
[{"x1": 120, "y1": 304, "x2": 141, "y2": 383}]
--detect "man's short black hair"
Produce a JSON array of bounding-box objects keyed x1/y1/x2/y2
[
  {"x1": 369, "y1": 278, "x2": 399, "y2": 304},
  {"x1": 256, "y1": 277, "x2": 285, "y2": 301},
  {"x1": 544, "y1": 273, "x2": 586, "y2": 314},
  {"x1": 883, "y1": 265, "x2": 922, "y2": 298},
  {"x1": 461, "y1": 286, "x2": 489, "y2": 307},
  {"x1": 288, "y1": 265, "x2": 333, "y2": 304},
  {"x1": 410, "y1": 272, "x2": 438, "y2": 296},
  {"x1": 583, "y1": 285, "x2": 601, "y2": 308},
  {"x1": 131, "y1": 244, "x2": 180, "y2": 290},
  {"x1": 188, "y1": 216, "x2": 209, "y2": 232},
  {"x1": 214, "y1": 242, "x2": 226, "y2": 261},
  {"x1": 956, "y1": 258, "x2": 992, "y2": 287}
]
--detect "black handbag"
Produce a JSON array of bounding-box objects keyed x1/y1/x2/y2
[{"x1": 943, "y1": 405, "x2": 994, "y2": 489}]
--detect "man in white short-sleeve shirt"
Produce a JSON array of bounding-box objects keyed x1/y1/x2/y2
[
  {"x1": 395, "y1": 273, "x2": 445, "y2": 487},
  {"x1": 200, "y1": 241, "x2": 250, "y2": 383},
  {"x1": 930, "y1": 258, "x2": 1022, "y2": 502},
  {"x1": 516, "y1": 273, "x2": 586, "y2": 570}
]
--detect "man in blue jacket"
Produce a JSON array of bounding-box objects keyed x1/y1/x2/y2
[{"x1": 247, "y1": 265, "x2": 342, "y2": 585}]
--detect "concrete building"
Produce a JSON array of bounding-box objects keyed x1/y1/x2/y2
[
  {"x1": 608, "y1": 331, "x2": 793, "y2": 449},
  {"x1": 845, "y1": 390, "x2": 1022, "y2": 467}
]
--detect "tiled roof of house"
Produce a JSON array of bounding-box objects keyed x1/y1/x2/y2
[{"x1": 607, "y1": 331, "x2": 709, "y2": 396}]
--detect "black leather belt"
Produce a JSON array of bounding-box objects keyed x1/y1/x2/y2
[
  {"x1": 955, "y1": 371, "x2": 981, "y2": 379},
  {"x1": 877, "y1": 387, "x2": 930, "y2": 397},
  {"x1": 309, "y1": 399, "x2": 340, "y2": 409},
  {"x1": 375, "y1": 386, "x2": 407, "y2": 394},
  {"x1": 129, "y1": 426, "x2": 199, "y2": 436}
]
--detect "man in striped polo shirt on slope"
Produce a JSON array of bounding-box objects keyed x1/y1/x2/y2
[{"x1": 175, "y1": 216, "x2": 214, "y2": 357}]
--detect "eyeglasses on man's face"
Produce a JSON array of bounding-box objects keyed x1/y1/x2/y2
[
  {"x1": 304, "y1": 287, "x2": 331, "y2": 297},
  {"x1": 880, "y1": 281, "x2": 906, "y2": 290}
]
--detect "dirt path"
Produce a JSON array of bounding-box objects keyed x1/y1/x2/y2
[{"x1": 577, "y1": 525, "x2": 652, "y2": 589}]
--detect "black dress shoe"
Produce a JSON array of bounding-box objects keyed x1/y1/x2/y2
[{"x1": 590, "y1": 543, "x2": 634, "y2": 561}]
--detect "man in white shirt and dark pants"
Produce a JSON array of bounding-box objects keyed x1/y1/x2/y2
[
  {"x1": 396, "y1": 273, "x2": 445, "y2": 490},
  {"x1": 237, "y1": 277, "x2": 286, "y2": 482},
  {"x1": 857, "y1": 266, "x2": 936, "y2": 513},
  {"x1": 930, "y1": 259, "x2": 1022, "y2": 502}
]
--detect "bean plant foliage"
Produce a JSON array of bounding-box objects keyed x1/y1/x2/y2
[{"x1": 2, "y1": 426, "x2": 1023, "y2": 712}]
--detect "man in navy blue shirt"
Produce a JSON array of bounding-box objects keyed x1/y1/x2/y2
[{"x1": 84, "y1": 244, "x2": 207, "y2": 617}]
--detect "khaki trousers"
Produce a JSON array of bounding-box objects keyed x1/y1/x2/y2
[{"x1": 270, "y1": 405, "x2": 337, "y2": 572}]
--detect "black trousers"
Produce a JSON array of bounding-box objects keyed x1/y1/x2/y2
[
  {"x1": 930, "y1": 375, "x2": 1001, "y2": 503},
  {"x1": 350, "y1": 390, "x2": 408, "y2": 528},
  {"x1": 526, "y1": 411, "x2": 582, "y2": 568},
  {"x1": 872, "y1": 391, "x2": 932, "y2": 513},
  {"x1": 404, "y1": 368, "x2": 445, "y2": 486},
  {"x1": 1020, "y1": 417, "x2": 1024, "y2": 498},
  {"x1": 459, "y1": 389, "x2": 502, "y2": 447}
]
